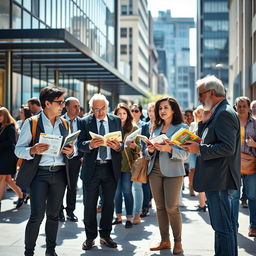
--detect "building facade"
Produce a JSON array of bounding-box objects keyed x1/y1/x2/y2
[
  {"x1": 228, "y1": 0, "x2": 256, "y2": 103},
  {"x1": 0, "y1": 0, "x2": 147, "y2": 115},
  {"x1": 153, "y1": 10, "x2": 194, "y2": 109},
  {"x1": 197, "y1": 0, "x2": 229, "y2": 95},
  {"x1": 119, "y1": 0, "x2": 150, "y2": 100}
]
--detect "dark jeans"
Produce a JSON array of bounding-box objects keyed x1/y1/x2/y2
[
  {"x1": 62, "y1": 157, "x2": 81, "y2": 214},
  {"x1": 240, "y1": 175, "x2": 248, "y2": 200},
  {"x1": 142, "y1": 182, "x2": 152, "y2": 209},
  {"x1": 25, "y1": 168, "x2": 66, "y2": 256},
  {"x1": 206, "y1": 190, "x2": 237, "y2": 256},
  {"x1": 83, "y1": 163, "x2": 117, "y2": 239}
]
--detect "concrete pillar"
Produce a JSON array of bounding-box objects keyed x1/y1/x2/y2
[
  {"x1": 83, "y1": 80, "x2": 88, "y2": 113},
  {"x1": 54, "y1": 70, "x2": 59, "y2": 87}
]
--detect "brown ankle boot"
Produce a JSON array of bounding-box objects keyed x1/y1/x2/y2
[
  {"x1": 173, "y1": 241, "x2": 183, "y2": 254},
  {"x1": 133, "y1": 214, "x2": 141, "y2": 224},
  {"x1": 150, "y1": 241, "x2": 171, "y2": 251}
]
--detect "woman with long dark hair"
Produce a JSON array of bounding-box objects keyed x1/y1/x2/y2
[
  {"x1": 113, "y1": 103, "x2": 141, "y2": 228},
  {"x1": 0, "y1": 107, "x2": 24, "y2": 210},
  {"x1": 146, "y1": 97, "x2": 188, "y2": 254}
]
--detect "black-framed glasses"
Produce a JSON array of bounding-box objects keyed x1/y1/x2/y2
[
  {"x1": 131, "y1": 109, "x2": 140, "y2": 113},
  {"x1": 52, "y1": 100, "x2": 65, "y2": 105},
  {"x1": 198, "y1": 90, "x2": 211, "y2": 98}
]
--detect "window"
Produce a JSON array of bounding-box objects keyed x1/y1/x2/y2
[
  {"x1": 121, "y1": 5, "x2": 127, "y2": 15},
  {"x1": 204, "y1": 2, "x2": 228, "y2": 13},
  {"x1": 121, "y1": 44, "x2": 127, "y2": 54},
  {"x1": 120, "y1": 28, "x2": 127, "y2": 37}
]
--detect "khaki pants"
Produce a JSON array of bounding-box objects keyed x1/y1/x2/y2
[{"x1": 149, "y1": 160, "x2": 183, "y2": 242}]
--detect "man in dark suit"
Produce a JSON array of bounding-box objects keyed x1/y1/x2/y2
[
  {"x1": 78, "y1": 94, "x2": 122, "y2": 251},
  {"x1": 182, "y1": 75, "x2": 240, "y2": 256},
  {"x1": 59, "y1": 97, "x2": 83, "y2": 222}
]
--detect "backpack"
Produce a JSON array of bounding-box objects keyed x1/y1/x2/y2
[{"x1": 16, "y1": 116, "x2": 69, "y2": 168}]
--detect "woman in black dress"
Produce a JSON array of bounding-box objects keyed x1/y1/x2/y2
[{"x1": 0, "y1": 107, "x2": 24, "y2": 210}]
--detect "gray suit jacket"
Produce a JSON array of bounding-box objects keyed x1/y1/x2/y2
[
  {"x1": 147, "y1": 123, "x2": 189, "y2": 177},
  {"x1": 193, "y1": 99, "x2": 241, "y2": 192}
]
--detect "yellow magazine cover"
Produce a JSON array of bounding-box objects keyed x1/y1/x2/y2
[{"x1": 171, "y1": 128, "x2": 202, "y2": 145}]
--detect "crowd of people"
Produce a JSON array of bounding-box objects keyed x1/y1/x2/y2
[{"x1": 0, "y1": 74, "x2": 254, "y2": 256}]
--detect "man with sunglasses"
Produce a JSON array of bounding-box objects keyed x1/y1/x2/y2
[
  {"x1": 15, "y1": 86, "x2": 74, "y2": 256},
  {"x1": 78, "y1": 94, "x2": 123, "y2": 251},
  {"x1": 182, "y1": 75, "x2": 240, "y2": 256}
]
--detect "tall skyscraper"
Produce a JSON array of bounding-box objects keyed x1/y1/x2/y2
[
  {"x1": 197, "y1": 0, "x2": 229, "y2": 89},
  {"x1": 153, "y1": 10, "x2": 194, "y2": 109}
]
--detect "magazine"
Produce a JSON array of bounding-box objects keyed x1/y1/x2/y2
[
  {"x1": 125, "y1": 128, "x2": 142, "y2": 143},
  {"x1": 170, "y1": 128, "x2": 202, "y2": 145},
  {"x1": 61, "y1": 130, "x2": 81, "y2": 149},
  {"x1": 89, "y1": 131, "x2": 122, "y2": 146}
]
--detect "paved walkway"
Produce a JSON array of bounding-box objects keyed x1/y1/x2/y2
[{"x1": 0, "y1": 179, "x2": 255, "y2": 256}]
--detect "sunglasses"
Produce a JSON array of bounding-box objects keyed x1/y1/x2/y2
[
  {"x1": 131, "y1": 109, "x2": 140, "y2": 113},
  {"x1": 52, "y1": 100, "x2": 65, "y2": 105}
]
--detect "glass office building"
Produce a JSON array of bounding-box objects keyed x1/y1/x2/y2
[
  {"x1": 0, "y1": 0, "x2": 146, "y2": 115},
  {"x1": 197, "y1": 0, "x2": 229, "y2": 87}
]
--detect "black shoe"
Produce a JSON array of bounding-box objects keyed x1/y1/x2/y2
[
  {"x1": 196, "y1": 205, "x2": 207, "y2": 212},
  {"x1": 16, "y1": 197, "x2": 24, "y2": 209},
  {"x1": 112, "y1": 217, "x2": 122, "y2": 225},
  {"x1": 66, "y1": 212, "x2": 78, "y2": 222},
  {"x1": 45, "y1": 250, "x2": 58, "y2": 256},
  {"x1": 125, "y1": 220, "x2": 133, "y2": 228},
  {"x1": 100, "y1": 237, "x2": 117, "y2": 248},
  {"x1": 241, "y1": 199, "x2": 248, "y2": 208},
  {"x1": 24, "y1": 195, "x2": 30, "y2": 204},
  {"x1": 58, "y1": 210, "x2": 65, "y2": 222},
  {"x1": 82, "y1": 239, "x2": 95, "y2": 250},
  {"x1": 140, "y1": 208, "x2": 149, "y2": 218}
]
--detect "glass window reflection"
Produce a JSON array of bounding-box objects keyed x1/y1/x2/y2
[{"x1": 0, "y1": 1, "x2": 10, "y2": 29}]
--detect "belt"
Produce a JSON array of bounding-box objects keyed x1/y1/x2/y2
[
  {"x1": 95, "y1": 160, "x2": 112, "y2": 165},
  {"x1": 38, "y1": 165, "x2": 65, "y2": 172}
]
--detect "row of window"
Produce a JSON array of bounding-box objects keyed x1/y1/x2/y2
[{"x1": 204, "y1": 1, "x2": 228, "y2": 13}]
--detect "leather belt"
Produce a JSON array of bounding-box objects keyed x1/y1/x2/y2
[
  {"x1": 95, "y1": 160, "x2": 112, "y2": 165},
  {"x1": 38, "y1": 165, "x2": 65, "y2": 172}
]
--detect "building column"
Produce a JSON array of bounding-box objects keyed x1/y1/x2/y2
[
  {"x1": 111, "y1": 91, "x2": 119, "y2": 111},
  {"x1": 5, "y1": 50, "x2": 12, "y2": 111},
  {"x1": 54, "y1": 70, "x2": 59, "y2": 87},
  {"x1": 83, "y1": 80, "x2": 88, "y2": 113}
]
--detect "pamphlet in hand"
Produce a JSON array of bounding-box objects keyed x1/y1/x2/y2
[
  {"x1": 89, "y1": 131, "x2": 122, "y2": 146},
  {"x1": 170, "y1": 128, "x2": 202, "y2": 145},
  {"x1": 137, "y1": 134, "x2": 169, "y2": 145},
  {"x1": 125, "y1": 128, "x2": 141, "y2": 143},
  {"x1": 39, "y1": 130, "x2": 81, "y2": 156}
]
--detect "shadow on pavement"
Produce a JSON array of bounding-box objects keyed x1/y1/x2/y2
[{"x1": 237, "y1": 233, "x2": 256, "y2": 255}]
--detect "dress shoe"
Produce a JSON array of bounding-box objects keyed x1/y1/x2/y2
[
  {"x1": 173, "y1": 241, "x2": 183, "y2": 255},
  {"x1": 45, "y1": 250, "x2": 58, "y2": 256},
  {"x1": 150, "y1": 241, "x2": 171, "y2": 251},
  {"x1": 140, "y1": 208, "x2": 149, "y2": 217},
  {"x1": 82, "y1": 239, "x2": 95, "y2": 250},
  {"x1": 248, "y1": 227, "x2": 256, "y2": 237},
  {"x1": 100, "y1": 237, "x2": 117, "y2": 248},
  {"x1": 125, "y1": 220, "x2": 133, "y2": 228},
  {"x1": 66, "y1": 212, "x2": 78, "y2": 222},
  {"x1": 241, "y1": 199, "x2": 248, "y2": 208},
  {"x1": 58, "y1": 210, "x2": 65, "y2": 222},
  {"x1": 196, "y1": 205, "x2": 207, "y2": 212},
  {"x1": 16, "y1": 197, "x2": 24, "y2": 209},
  {"x1": 112, "y1": 217, "x2": 122, "y2": 225}
]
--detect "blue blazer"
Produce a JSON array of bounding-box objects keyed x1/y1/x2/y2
[{"x1": 147, "y1": 123, "x2": 189, "y2": 177}]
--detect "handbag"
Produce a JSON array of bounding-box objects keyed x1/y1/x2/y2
[
  {"x1": 240, "y1": 152, "x2": 256, "y2": 175},
  {"x1": 124, "y1": 148, "x2": 149, "y2": 184}
]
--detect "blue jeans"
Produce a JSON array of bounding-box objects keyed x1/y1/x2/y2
[
  {"x1": 142, "y1": 182, "x2": 152, "y2": 209},
  {"x1": 230, "y1": 189, "x2": 240, "y2": 229},
  {"x1": 114, "y1": 172, "x2": 134, "y2": 218},
  {"x1": 132, "y1": 181, "x2": 143, "y2": 215},
  {"x1": 205, "y1": 190, "x2": 237, "y2": 256}
]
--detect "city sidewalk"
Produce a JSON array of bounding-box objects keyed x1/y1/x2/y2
[{"x1": 0, "y1": 179, "x2": 255, "y2": 256}]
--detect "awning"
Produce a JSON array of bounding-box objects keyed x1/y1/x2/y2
[{"x1": 0, "y1": 29, "x2": 148, "y2": 96}]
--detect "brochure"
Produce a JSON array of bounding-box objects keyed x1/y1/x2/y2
[
  {"x1": 137, "y1": 134, "x2": 169, "y2": 145},
  {"x1": 125, "y1": 128, "x2": 141, "y2": 143},
  {"x1": 170, "y1": 128, "x2": 202, "y2": 145},
  {"x1": 89, "y1": 131, "x2": 122, "y2": 146},
  {"x1": 39, "y1": 130, "x2": 81, "y2": 156}
]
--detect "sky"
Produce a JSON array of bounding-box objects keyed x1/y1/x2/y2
[{"x1": 148, "y1": 0, "x2": 197, "y2": 66}]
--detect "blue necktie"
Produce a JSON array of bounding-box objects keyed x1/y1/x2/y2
[{"x1": 99, "y1": 120, "x2": 107, "y2": 160}]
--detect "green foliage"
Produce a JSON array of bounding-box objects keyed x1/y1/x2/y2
[{"x1": 139, "y1": 92, "x2": 170, "y2": 105}]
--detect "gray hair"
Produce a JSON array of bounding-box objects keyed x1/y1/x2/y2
[
  {"x1": 89, "y1": 94, "x2": 109, "y2": 108},
  {"x1": 65, "y1": 97, "x2": 80, "y2": 106},
  {"x1": 250, "y1": 100, "x2": 256, "y2": 109},
  {"x1": 196, "y1": 75, "x2": 225, "y2": 97}
]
